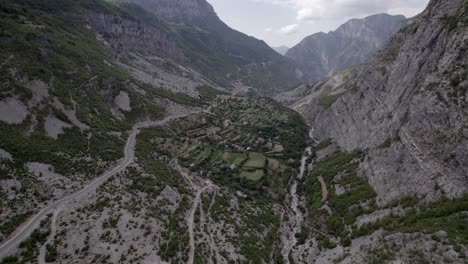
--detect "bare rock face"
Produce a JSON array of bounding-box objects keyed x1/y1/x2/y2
[
  {"x1": 88, "y1": 13, "x2": 185, "y2": 62},
  {"x1": 286, "y1": 14, "x2": 406, "y2": 81},
  {"x1": 302, "y1": 0, "x2": 468, "y2": 205}
]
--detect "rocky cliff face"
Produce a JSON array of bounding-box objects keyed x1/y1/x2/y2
[
  {"x1": 88, "y1": 12, "x2": 185, "y2": 62},
  {"x1": 302, "y1": 0, "x2": 468, "y2": 205},
  {"x1": 286, "y1": 14, "x2": 406, "y2": 81}
]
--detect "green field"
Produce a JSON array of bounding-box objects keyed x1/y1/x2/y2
[
  {"x1": 240, "y1": 170, "x2": 264, "y2": 181},
  {"x1": 223, "y1": 152, "x2": 247, "y2": 165},
  {"x1": 244, "y1": 153, "x2": 266, "y2": 169}
]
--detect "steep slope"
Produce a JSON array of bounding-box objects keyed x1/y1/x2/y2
[
  {"x1": 119, "y1": 0, "x2": 307, "y2": 94},
  {"x1": 302, "y1": 0, "x2": 467, "y2": 205},
  {"x1": 286, "y1": 14, "x2": 406, "y2": 80}
]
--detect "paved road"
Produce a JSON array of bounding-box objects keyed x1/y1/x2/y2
[{"x1": 0, "y1": 113, "x2": 193, "y2": 260}]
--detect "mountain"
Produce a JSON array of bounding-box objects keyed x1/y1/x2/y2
[
  {"x1": 286, "y1": 13, "x2": 406, "y2": 81},
  {"x1": 273, "y1": 45, "x2": 289, "y2": 55},
  {"x1": 116, "y1": 0, "x2": 307, "y2": 94}
]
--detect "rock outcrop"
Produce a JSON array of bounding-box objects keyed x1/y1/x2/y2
[{"x1": 302, "y1": 0, "x2": 468, "y2": 205}]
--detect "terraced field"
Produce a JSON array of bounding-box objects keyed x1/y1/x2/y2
[{"x1": 137, "y1": 96, "x2": 309, "y2": 198}]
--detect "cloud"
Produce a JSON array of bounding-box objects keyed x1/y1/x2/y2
[
  {"x1": 252, "y1": 0, "x2": 429, "y2": 21},
  {"x1": 279, "y1": 23, "x2": 299, "y2": 34},
  {"x1": 250, "y1": 0, "x2": 429, "y2": 46}
]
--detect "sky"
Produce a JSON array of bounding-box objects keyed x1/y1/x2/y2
[{"x1": 206, "y1": 0, "x2": 430, "y2": 48}]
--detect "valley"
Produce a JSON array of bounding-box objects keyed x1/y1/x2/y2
[{"x1": 0, "y1": 0, "x2": 467, "y2": 263}]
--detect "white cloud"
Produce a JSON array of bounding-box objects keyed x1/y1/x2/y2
[
  {"x1": 279, "y1": 23, "x2": 299, "y2": 34},
  {"x1": 247, "y1": 0, "x2": 429, "y2": 46},
  {"x1": 253, "y1": 0, "x2": 429, "y2": 21}
]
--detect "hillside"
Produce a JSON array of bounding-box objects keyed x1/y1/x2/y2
[{"x1": 286, "y1": 14, "x2": 406, "y2": 81}]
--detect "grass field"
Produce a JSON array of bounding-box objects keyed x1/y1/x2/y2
[
  {"x1": 240, "y1": 170, "x2": 264, "y2": 181},
  {"x1": 244, "y1": 153, "x2": 266, "y2": 169},
  {"x1": 223, "y1": 152, "x2": 247, "y2": 164}
]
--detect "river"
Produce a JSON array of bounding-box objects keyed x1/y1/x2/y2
[{"x1": 281, "y1": 146, "x2": 312, "y2": 263}]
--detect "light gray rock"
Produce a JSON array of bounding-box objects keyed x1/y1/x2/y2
[
  {"x1": 26, "y1": 79, "x2": 49, "y2": 106},
  {"x1": 0, "y1": 148, "x2": 12, "y2": 160},
  {"x1": 114, "y1": 91, "x2": 131, "y2": 112},
  {"x1": 0, "y1": 97, "x2": 28, "y2": 124},
  {"x1": 44, "y1": 114, "x2": 72, "y2": 139}
]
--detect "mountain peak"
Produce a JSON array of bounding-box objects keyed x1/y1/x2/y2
[{"x1": 335, "y1": 13, "x2": 407, "y2": 39}]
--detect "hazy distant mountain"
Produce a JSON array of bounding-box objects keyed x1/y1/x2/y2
[
  {"x1": 273, "y1": 46, "x2": 289, "y2": 55},
  {"x1": 286, "y1": 13, "x2": 406, "y2": 81}
]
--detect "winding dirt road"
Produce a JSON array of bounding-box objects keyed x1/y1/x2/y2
[
  {"x1": 187, "y1": 184, "x2": 211, "y2": 264},
  {"x1": 0, "y1": 113, "x2": 192, "y2": 260},
  {"x1": 38, "y1": 207, "x2": 61, "y2": 264},
  {"x1": 174, "y1": 161, "x2": 214, "y2": 264}
]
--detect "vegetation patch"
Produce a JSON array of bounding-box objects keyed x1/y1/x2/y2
[
  {"x1": 355, "y1": 194, "x2": 468, "y2": 245},
  {"x1": 315, "y1": 138, "x2": 333, "y2": 151},
  {"x1": 318, "y1": 92, "x2": 345, "y2": 109},
  {"x1": 196, "y1": 85, "x2": 228, "y2": 101},
  {"x1": 0, "y1": 212, "x2": 32, "y2": 239},
  {"x1": 240, "y1": 170, "x2": 265, "y2": 182},
  {"x1": 382, "y1": 43, "x2": 401, "y2": 63},
  {"x1": 243, "y1": 153, "x2": 266, "y2": 169},
  {"x1": 305, "y1": 150, "x2": 377, "y2": 242}
]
